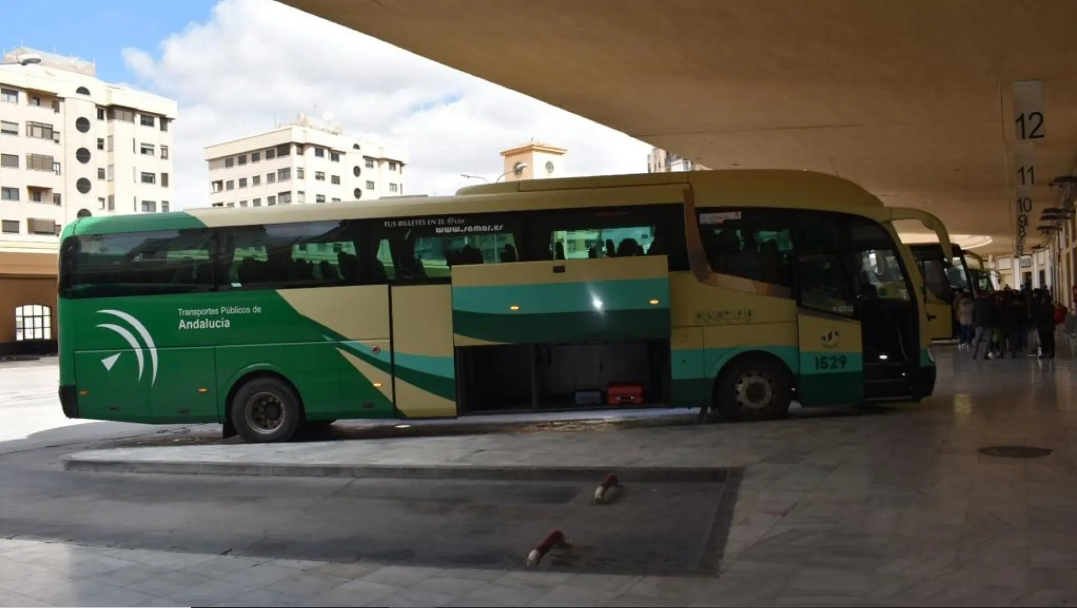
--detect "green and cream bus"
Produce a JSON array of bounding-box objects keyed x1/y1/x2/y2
[
  {"x1": 58, "y1": 170, "x2": 949, "y2": 442},
  {"x1": 911, "y1": 243, "x2": 996, "y2": 340}
]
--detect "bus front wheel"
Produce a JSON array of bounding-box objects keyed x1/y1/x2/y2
[
  {"x1": 231, "y1": 377, "x2": 303, "y2": 443},
  {"x1": 715, "y1": 356, "x2": 792, "y2": 422}
]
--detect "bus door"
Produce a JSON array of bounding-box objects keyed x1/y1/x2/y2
[
  {"x1": 378, "y1": 234, "x2": 457, "y2": 419},
  {"x1": 911, "y1": 244, "x2": 958, "y2": 340},
  {"x1": 795, "y1": 253, "x2": 865, "y2": 407},
  {"x1": 886, "y1": 208, "x2": 954, "y2": 343}
]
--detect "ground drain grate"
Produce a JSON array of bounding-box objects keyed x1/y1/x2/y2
[{"x1": 978, "y1": 446, "x2": 1053, "y2": 459}]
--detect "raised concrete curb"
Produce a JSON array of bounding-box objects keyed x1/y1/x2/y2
[{"x1": 61, "y1": 455, "x2": 732, "y2": 483}]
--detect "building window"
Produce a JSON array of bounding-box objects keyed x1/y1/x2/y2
[
  {"x1": 1, "y1": 88, "x2": 17, "y2": 104},
  {"x1": 353, "y1": 188, "x2": 362, "y2": 199},
  {"x1": 267, "y1": 172, "x2": 276, "y2": 184},
  {"x1": 332, "y1": 197, "x2": 341, "y2": 202},
  {"x1": 76, "y1": 178, "x2": 92, "y2": 194},
  {"x1": 389, "y1": 161, "x2": 398, "y2": 171},
  {"x1": 315, "y1": 147, "x2": 325, "y2": 158},
  {"x1": 296, "y1": 168, "x2": 304, "y2": 179},
  {"x1": 162, "y1": 201, "x2": 169, "y2": 213},
  {"x1": 0, "y1": 120, "x2": 17, "y2": 136},
  {"x1": 389, "y1": 183, "x2": 399, "y2": 193},
  {"x1": 238, "y1": 155, "x2": 247, "y2": 166},
  {"x1": 140, "y1": 143, "x2": 155, "y2": 156},
  {"x1": 252, "y1": 175, "x2": 261, "y2": 186},
  {"x1": 331, "y1": 175, "x2": 341, "y2": 185},
  {"x1": 161, "y1": 173, "x2": 169, "y2": 188},
  {"x1": 76, "y1": 86, "x2": 90, "y2": 95},
  {"x1": 238, "y1": 177, "x2": 247, "y2": 188},
  {"x1": 97, "y1": 197, "x2": 105, "y2": 210},
  {"x1": 315, "y1": 171, "x2": 325, "y2": 181},
  {"x1": 53, "y1": 161, "x2": 61, "y2": 175},
  {"x1": 107, "y1": 165, "x2": 114, "y2": 181},
  {"x1": 251, "y1": 151, "x2": 260, "y2": 163},
  {"x1": 108, "y1": 107, "x2": 135, "y2": 122},
  {"x1": 26, "y1": 122, "x2": 54, "y2": 140},
  {"x1": 365, "y1": 157, "x2": 375, "y2": 169},
  {"x1": 97, "y1": 107, "x2": 105, "y2": 120},
  {"x1": 226, "y1": 180, "x2": 234, "y2": 190},
  {"x1": 267, "y1": 195, "x2": 276, "y2": 206},
  {"x1": 0, "y1": 154, "x2": 18, "y2": 168},
  {"x1": 107, "y1": 195, "x2": 114, "y2": 210},
  {"x1": 239, "y1": 200, "x2": 248, "y2": 208},
  {"x1": 330, "y1": 152, "x2": 340, "y2": 162},
  {"x1": 53, "y1": 193, "x2": 62, "y2": 205},
  {"x1": 161, "y1": 145, "x2": 169, "y2": 160},
  {"x1": 75, "y1": 116, "x2": 91, "y2": 133},
  {"x1": 0, "y1": 188, "x2": 18, "y2": 202},
  {"x1": 226, "y1": 202, "x2": 235, "y2": 208},
  {"x1": 266, "y1": 148, "x2": 276, "y2": 160},
  {"x1": 96, "y1": 137, "x2": 104, "y2": 150},
  {"x1": 27, "y1": 218, "x2": 56, "y2": 235},
  {"x1": 139, "y1": 114, "x2": 155, "y2": 127},
  {"x1": 26, "y1": 154, "x2": 54, "y2": 172},
  {"x1": 316, "y1": 194, "x2": 326, "y2": 203},
  {"x1": 76, "y1": 148, "x2": 91, "y2": 164},
  {"x1": 107, "y1": 135, "x2": 113, "y2": 151},
  {"x1": 1, "y1": 220, "x2": 18, "y2": 233},
  {"x1": 141, "y1": 200, "x2": 156, "y2": 213},
  {"x1": 297, "y1": 191, "x2": 305, "y2": 203},
  {"x1": 366, "y1": 180, "x2": 375, "y2": 190},
  {"x1": 252, "y1": 198, "x2": 261, "y2": 207},
  {"x1": 97, "y1": 168, "x2": 105, "y2": 180},
  {"x1": 14, "y1": 305, "x2": 51, "y2": 341},
  {"x1": 212, "y1": 180, "x2": 223, "y2": 193},
  {"x1": 160, "y1": 118, "x2": 169, "y2": 132},
  {"x1": 279, "y1": 191, "x2": 292, "y2": 204},
  {"x1": 140, "y1": 172, "x2": 156, "y2": 185},
  {"x1": 225, "y1": 157, "x2": 234, "y2": 168},
  {"x1": 278, "y1": 168, "x2": 291, "y2": 181},
  {"x1": 276, "y1": 144, "x2": 290, "y2": 157}
]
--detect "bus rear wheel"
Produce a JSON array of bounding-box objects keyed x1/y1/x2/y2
[
  {"x1": 715, "y1": 356, "x2": 792, "y2": 422},
  {"x1": 231, "y1": 377, "x2": 302, "y2": 443}
]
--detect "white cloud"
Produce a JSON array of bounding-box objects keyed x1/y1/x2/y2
[{"x1": 121, "y1": 0, "x2": 652, "y2": 209}]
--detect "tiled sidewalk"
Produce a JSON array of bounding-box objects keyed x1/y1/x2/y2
[{"x1": 34, "y1": 350, "x2": 1077, "y2": 605}]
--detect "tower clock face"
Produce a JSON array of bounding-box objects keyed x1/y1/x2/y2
[{"x1": 545, "y1": 161, "x2": 555, "y2": 174}]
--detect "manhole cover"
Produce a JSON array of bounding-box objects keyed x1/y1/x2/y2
[{"x1": 978, "y1": 446, "x2": 1053, "y2": 459}]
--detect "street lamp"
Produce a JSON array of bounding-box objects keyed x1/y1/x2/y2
[
  {"x1": 0, "y1": 53, "x2": 42, "y2": 66},
  {"x1": 495, "y1": 161, "x2": 528, "y2": 183},
  {"x1": 460, "y1": 173, "x2": 489, "y2": 183}
]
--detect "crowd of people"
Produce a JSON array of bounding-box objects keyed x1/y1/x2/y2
[{"x1": 954, "y1": 286, "x2": 1067, "y2": 360}]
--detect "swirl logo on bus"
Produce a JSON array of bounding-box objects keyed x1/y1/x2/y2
[{"x1": 95, "y1": 310, "x2": 159, "y2": 385}]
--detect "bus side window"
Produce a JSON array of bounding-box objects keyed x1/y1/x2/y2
[
  {"x1": 697, "y1": 209, "x2": 794, "y2": 288},
  {"x1": 529, "y1": 204, "x2": 687, "y2": 271}
]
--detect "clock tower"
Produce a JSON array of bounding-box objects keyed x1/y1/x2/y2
[{"x1": 499, "y1": 141, "x2": 567, "y2": 182}]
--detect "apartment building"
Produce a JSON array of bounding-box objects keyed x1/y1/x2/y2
[
  {"x1": 646, "y1": 147, "x2": 709, "y2": 173},
  {"x1": 0, "y1": 47, "x2": 177, "y2": 355},
  {"x1": 204, "y1": 114, "x2": 407, "y2": 209}
]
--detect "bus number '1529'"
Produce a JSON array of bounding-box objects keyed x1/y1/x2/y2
[{"x1": 814, "y1": 355, "x2": 848, "y2": 370}]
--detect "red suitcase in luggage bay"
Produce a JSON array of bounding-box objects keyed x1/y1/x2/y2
[{"x1": 607, "y1": 382, "x2": 644, "y2": 405}]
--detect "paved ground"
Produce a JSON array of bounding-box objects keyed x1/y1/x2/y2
[{"x1": 4, "y1": 346, "x2": 1077, "y2": 606}]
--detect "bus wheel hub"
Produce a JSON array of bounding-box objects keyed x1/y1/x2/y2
[
  {"x1": 246, "y1": 392, "x2": 285, "y2": 433},
  {"x1": 735, "y1": 373, "x2": 772, "y2": 410}
]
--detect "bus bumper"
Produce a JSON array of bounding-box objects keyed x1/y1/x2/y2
[
  {"x1": 918, "y1": 365, "x2": 937, "y2": 399},
  {"x1": 59, "y1": 384, "x2": 79, "y2": 418}
]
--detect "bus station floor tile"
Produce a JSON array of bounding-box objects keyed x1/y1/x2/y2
[{"x1": 11, "y1": 347, "x2": 1077, "y2": 605}]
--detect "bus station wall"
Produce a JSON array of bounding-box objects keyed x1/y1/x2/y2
[{"x1": 0, "y1": 277, "x2": 58, "y2": 356}]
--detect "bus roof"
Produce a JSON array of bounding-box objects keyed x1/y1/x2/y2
[{"x1": 67, "y1": 169, "x2": 889, "y2": 236}]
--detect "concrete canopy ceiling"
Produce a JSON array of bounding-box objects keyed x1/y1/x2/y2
[{"x1": 282, "y1": 0, "x2": 1077, "y2": 256}]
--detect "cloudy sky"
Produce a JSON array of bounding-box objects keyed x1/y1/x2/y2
[{"x1": 4, "y1": 0, "x2": 652, "y2": 209}]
